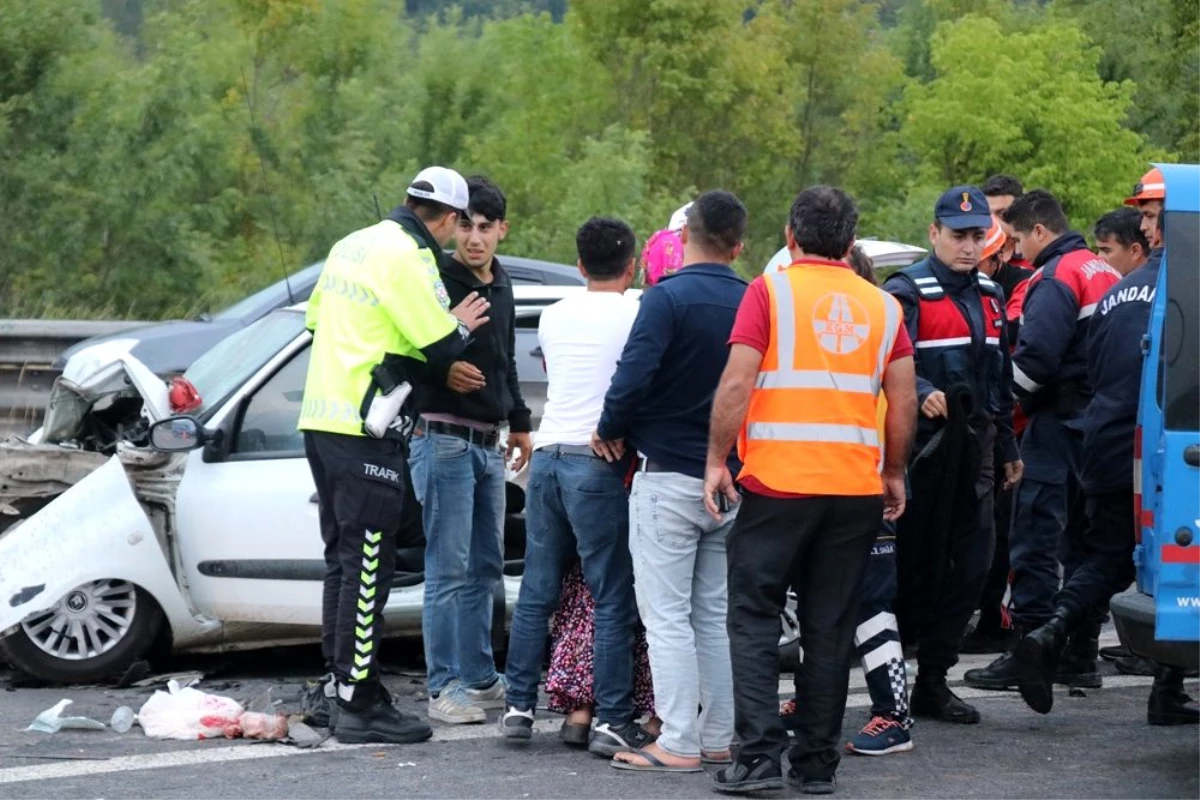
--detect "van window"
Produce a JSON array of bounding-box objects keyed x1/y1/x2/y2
[{"x1": 1164, "y1": 211, "x2": 1199, "y2": 432}]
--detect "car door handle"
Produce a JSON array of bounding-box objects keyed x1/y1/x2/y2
[
  {"x1": 1185, "y1": 446, "x2": 1200, "y2": 468},
  {"x1": 309, "y1": 492, "x2": 319, "y2": 504},
  {"x1": 530, "y1": 346, "x2": 543, "y2": 359}
]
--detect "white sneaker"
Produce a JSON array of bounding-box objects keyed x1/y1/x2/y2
[
  {"x1": 428, "y1": 682, "x2": 486, "y2": 724},
  {"x1": 465, "y1": 675, "x2": 508, "y2": 710}
]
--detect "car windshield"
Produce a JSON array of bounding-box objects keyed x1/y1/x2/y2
[
  {"x1": 185, "y1": 310, "x2": 308, "y2": 419},
  {"x1": 210, "y1": 263, "x2": 322, "y2": 323}
]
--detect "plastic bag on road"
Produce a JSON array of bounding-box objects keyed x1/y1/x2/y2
[{"x1": 137, "y1": 680, "x2": 244, "y2": 740}]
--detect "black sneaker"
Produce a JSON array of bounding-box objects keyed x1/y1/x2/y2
[
  {"x1": 787, "y1": 769, "x2": 838, "y2": 795},
  {"x1": 334, "y1": 683, "x2": 433, "y2": 745},
  {"x1": 500, "y1": 706, "x2": 534, "y2": 741},
  {"x1": 301, "y1": 673, "x2": 338, "y2": 729},
  {"x1": 712, "y1": 755, "x2": 783, "y2": 794},
  {"x1": 587, "y1": 721, "x2": 655, "y2": 758}
]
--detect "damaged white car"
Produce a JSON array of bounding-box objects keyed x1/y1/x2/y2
[{"x1": 0, "y1": 308, "x2": 525, "y2": 683}]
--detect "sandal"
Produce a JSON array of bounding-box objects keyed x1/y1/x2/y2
[{"x1": 611, "y1": 748, "x2": 703, "y2": 773}]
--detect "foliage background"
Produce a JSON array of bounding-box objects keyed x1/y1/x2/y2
[{"x1": 1, "y1": 0, "x2": 1195, "y2": 318}]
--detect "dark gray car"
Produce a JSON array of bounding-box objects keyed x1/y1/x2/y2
[{"x1": 54, "y1": 256, "x2": 584, "y2": 375}]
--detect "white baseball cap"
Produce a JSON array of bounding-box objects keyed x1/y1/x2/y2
[
  {"x1": 668, "y1": 202, "x2": 693, "y2": 232},
  {"x1": 406, "y1": 166, "x2": 469, "y2": 211}
]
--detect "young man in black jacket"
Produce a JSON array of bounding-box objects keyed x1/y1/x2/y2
[{"x1": 409, "y1": 176, "x2": 533, "y2": 724}]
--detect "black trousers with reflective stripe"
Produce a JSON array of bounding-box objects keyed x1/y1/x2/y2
[{"x1": 304, "y1": 431, "x2": 404, "y2": 686}]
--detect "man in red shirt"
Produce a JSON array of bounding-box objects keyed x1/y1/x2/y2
[{"x1": 705, "y1": 186, "x2": 916, "y2": 794}]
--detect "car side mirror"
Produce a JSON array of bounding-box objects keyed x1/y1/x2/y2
[{"x1": 149, "y1": 417, "x2": 208, "y2": 452}]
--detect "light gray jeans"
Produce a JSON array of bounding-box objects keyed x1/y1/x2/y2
[{"x1": 629, "y1": 470, "x2": 737, "y2": 758}]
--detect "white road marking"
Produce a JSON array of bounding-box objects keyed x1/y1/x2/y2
[{"x1": 0, "y1": 741, "x2": 368, "y2": 786}]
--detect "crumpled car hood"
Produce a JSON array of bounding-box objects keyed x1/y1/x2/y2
[{"x1": 37, "y1": 340, "x2": 172, "y2": 444}]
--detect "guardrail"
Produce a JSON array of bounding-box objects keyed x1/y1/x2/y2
[{"x1": 0, "y1": 320, "x2": 150, "y2": 438}]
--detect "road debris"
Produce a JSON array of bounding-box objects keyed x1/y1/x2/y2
[{"x1": 26, "y1": 699, "x2": 107, "y2": 733}]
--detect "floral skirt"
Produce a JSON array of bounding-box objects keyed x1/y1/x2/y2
[{"x1": 545, "y1": 560, "x2": 655, "y2": 716}]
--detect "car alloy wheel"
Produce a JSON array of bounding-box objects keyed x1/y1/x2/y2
[{"x1": 20, "y1": 579, "x2": 139, "y2": 661}]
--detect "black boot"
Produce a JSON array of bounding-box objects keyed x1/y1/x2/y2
[
  {"x1": 334, "y1": 681, "x2": 433, "y2": 744},
  {"x1": 1148, "y1": 664, "x2": 1200, "y2": 726},
  {"x1": 911, "y1": 673, "x2": 981, "y2": 724},
  {"x1": 1055, "y1": 618, "x2": 1102, "y2": 689},
  {"x1": 1014, "y1": 611, "x2": 1072, "y2": 714},
  {"x1": 963, "y1": 627, "x2": 1025, "y2": 690}
]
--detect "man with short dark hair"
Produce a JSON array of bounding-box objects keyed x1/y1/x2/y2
[
  {"x1": 410, "y1": 175, "x2": 533, "y2": 724},
  {"x1": 594, "y1": 191, "x2": 749, "y2": 774},
  {"x1": 300, "y1": 165, "x2": 490, "y2": 743},
  {"x1": 500, "y1": 217, "x2": 650, "y2": 750},
  {"x1": 982, "y1": 174, "x2": 1024, "y2": 217},
  {"x1": 983, "y1": 174, "x2": 1033, "y2": 270},
  {"x1": 709, "y1": 185, "x2": 915, "y2": 794},
  {"x1": 967, "y1": 189, "x2": 1121, "y2": 692},
  {"x1": 1094, "y1": 207, "x2": 1150, "y2": 277},
  {"x1": 885, "y1": 186, "x2": 1023, "y2": 725}
]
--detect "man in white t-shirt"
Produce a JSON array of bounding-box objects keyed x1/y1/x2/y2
[{"x1": 499, "y1": 217, "x2": 650, "y2": 756}]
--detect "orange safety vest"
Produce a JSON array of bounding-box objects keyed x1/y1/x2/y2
[{"x1": 738, "y1": 263, "x2": 903, "y2": 496}]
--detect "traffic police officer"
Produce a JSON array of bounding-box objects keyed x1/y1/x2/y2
[
  {"x1": 967, "y1": 190, "x2": 1121, "y2": 691},
  {"x1": 300, "y1": 166, "x2": 490, "y2": 744},
  {"x1": 1014, "y1": 197, "x2": 1196, "y2": 725},
  {"x1": 883, "y1": 185, "x2": 1023, "y2": 725}
]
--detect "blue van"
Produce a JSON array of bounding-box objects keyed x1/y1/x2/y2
[{"x1": 1110, "y1": 163, "x2": 1200, "y2": 669}]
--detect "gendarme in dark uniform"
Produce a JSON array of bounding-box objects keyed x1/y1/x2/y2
[{"x1": 883, "y1": 185, "x2": 1021, "y2": 725}]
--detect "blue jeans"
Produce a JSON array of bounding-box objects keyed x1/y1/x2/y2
[
  {"x1": 409, "y1": 431, "x2": 505, "y2": 695},
  {"x1": 505, "y1": 447, "x2": 638, "y2": 726}
]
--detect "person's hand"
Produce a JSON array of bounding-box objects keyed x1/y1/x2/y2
[
  {"x1": 1003, "y1": 459, "x2": 1025, "y2": 490},
  {"x1": 882, "y1": 470, "x2": 907, "y2": 522},
  {"x1": 506, "y1": 432, "x2": 533, "y2": 473},
  {"x1": 590, "y1": 431, "x2": 625, "y2": 463},
  {"x1": 702, "y1": 463, "x2": 740, "y2": 522},
  {"x1": 921, "y1": 390, "x2": 948, "y2": 419},
  {"x1": 451, "y1": 291, "x2": 490, "y2": 332},
  {"x1": 446, "y1": 361, "x2": 486, "y2": 394}
]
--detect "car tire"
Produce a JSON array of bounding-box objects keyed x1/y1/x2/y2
[{"x1": 0, "y1": 581, "x2": 164, "y2": 684}]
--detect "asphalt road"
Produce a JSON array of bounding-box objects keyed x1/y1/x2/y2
[{"x1": 1, "y1": 632, "x2": 1196, "y2": 799}]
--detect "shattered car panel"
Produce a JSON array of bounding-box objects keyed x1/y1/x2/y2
[{"x1": 0, "y1": 456, "x2": 217, "y2": 647}]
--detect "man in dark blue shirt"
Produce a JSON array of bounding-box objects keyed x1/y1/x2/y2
[{"x1": 593, "y1": 191, "x2": 748, "y2": 773}]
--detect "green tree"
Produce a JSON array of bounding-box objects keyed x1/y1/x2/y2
[{"x1": 877, "y1": 15, "x2": 1154, "y2": 242}]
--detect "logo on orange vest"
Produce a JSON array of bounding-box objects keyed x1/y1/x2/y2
[
  {"x1": 960, "y1": 192, "x2": 973, "y2": 212},
  {"x1": 812, "y1": 293, "x2": 871, "y2": 355}
]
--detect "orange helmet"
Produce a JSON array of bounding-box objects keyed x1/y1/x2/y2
[
  {"x1": 1124, "y1": 167, "x2": 1165, "y2": 206},
  {"x1": 981, "y1": 214, "x2": 1007, "y2": 260}
]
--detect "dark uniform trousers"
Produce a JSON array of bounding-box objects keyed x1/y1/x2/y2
[
  {"x1": 898, "y1": 418, "x2": 996, "y2": 676},
  {"x1": 304, "y1": 431, "x2": 406, "y2": 687},
  {"x1": 1055, "y1": 490, "x2": 1136, "y2": 621},
  {"x1": 977, "y1": 434, "x2": 1019, "y2": 633},
  {"x1": 727, "y1": 491, "x2": 882, "y2": 781},
  {"x1": 1010, "y1": 411, "x2": 1087, "y2": 629}
]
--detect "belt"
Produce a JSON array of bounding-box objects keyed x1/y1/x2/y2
[
  {"x1": 637, "y1": 456, "x2": 671, "y2": 473},
  {"x1": 418, "y1": 420, "x2": 501, "y2": 448},
  {"x1": 541, "y1": 443, "x2": 600, "y2": 458}
]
